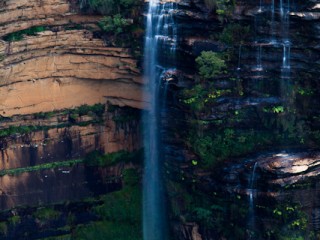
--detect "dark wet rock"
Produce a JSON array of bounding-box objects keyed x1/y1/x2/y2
[
  {"x1": 174, "y1": 9, "x2": 208, "y2": 20},
  {"x1": 215, "y1": 150, "x2": 320, "y2": 193},
  {"x1": 205, "y1": 97, "x2": 281, "y2": 121},
  {"x1": 290, "y1": 11, "x2": 320, "y2": 20}
]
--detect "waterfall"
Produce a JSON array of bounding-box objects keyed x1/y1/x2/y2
[
  {"x1": 282, "y1": 43, "x2": 291, "y2": 70},
  {"x1": 143, "y1": 1, "x2": 177, "y2": 240},
  {"x1": 237, "y1": 45, "x2": 242, "y2": 71},
  {"x1": 258, "y1": 0, "x2": 263, "y2": 12},
  {"x1": 281, "y1": 0, "x2": 291, "y2": 73},
  {"x1": 253, "y1": 1, "x2": 263, "y2": 73},
  {"x1": 253, "y1": 45, "x2": 263, "y2": 72},
  {"x1": 248, "y1": 162, "x2": 258, "y2": 236},
  {"x1": 270, "y1": 0, "x2": 276, "y2": 43},
  {"x1": 258, "y1": 45, "x2": 263, "y2": 71},
  {"x1": 280, "y1": 0, "x2": 284, "y2": 17}
]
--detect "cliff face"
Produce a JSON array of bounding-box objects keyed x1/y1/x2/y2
[
  {"x1": 0, "y1": 0, "x2": 143, "y2": 220},
  {"x1": 0, "y1": 0, "x2": 145, "y2": 115},
  {"x1": 0, "y1": 0, "x2": 144, "y2": 170},
  {"x1": 161, "y1": 0, "x2": 320, "y2": 239}
]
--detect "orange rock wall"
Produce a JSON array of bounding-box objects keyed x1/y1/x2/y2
[
  {"x1": 0, "y1": 0, "x2": 145, "y2": 117},
  {"x1": 0, "y1": 0, "x2": 144, "y2": 166}
]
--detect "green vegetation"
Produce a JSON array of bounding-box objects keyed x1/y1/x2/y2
[
  {"x1": 204, "y1": 0, "x2": 235, "y2": 18},
  {"x1": 0, "y1": 145, "x2": 143, "y2": 239},
  {"x1": 191, "y1": 129, "x2": 272, "y2": 168},
  {"x1": 196, "y1": 51, "x2": 226, "y2": 79},
  {"x1": 107, "y1": 104, "x2": 141, "y2": 124},
  {"x1": 86, "y1": 0, "x2": 116, "y2": 14},
  {"x1": 0, "y1": 103, "x2": 105, "y2": 138},
  {"x1": 182, "y1": 83, "x2": 231, "y2": 112},
  {"x1": 0, "y1": 54, "x2": 5, "y2": 62},
  {"x1": 0, "y1": 125, "x2": 39, "y2": 137},
  {"x1": 40, "y1": 234, "x2": 71, "y2": 240},
  {"x1": 34, "y1": 111, "x2": 55, "y2": 119},
  {"x1": 74, "y1": 221, "x2": 141, "y2": 240},
  {"x1": 82, "y1": 0, "x2": 138, "y2": 15},
  {"x1": 36, "y1": 103, "x2": 104, "y2": 120},
  {"x1": 93, "y1": 176, "x2": 140, "y2": 223},
  {"x1": 98, "y1": 14, "x2": 130, "y2": 35},
  {"x1": 168, "y1": 177, "x2": 315, "y2": 240},
  {"x1": 84, "y1": 149, "x2": 142, "y2": 167},
  {"x1": 74, "y1": 168, "x2": 142, "y2": 240},
  {"x1": 80, "y1": 0, "x2": 143, "y2": 49},
  {"x1": 69, "y1": 103, "x2": 105, "y2": 117},
  {"x1": 4, "y1": 26, "x2": 46, "y2": 41},
  {"x1": 219, "y1": 23, "x2": 250, "y2": 45},
  {"x1": 123, "y1": 168, "x2": 140, "y2": 186},
  {"x1": 0, "y1": 159, "x2": 83, "y2": 176},
  {"x1": 34, "y1": 207, "x2": 61, "y2": 222},
  {"x1": 0, "y1": 222, "x2": 7, "y2": 235},
  {"x1": 8, "y1": 216, "x2": 21, "y2": 226}
]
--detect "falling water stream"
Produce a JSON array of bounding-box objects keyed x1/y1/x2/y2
[
  {"x1": 281, "y1": 0, "x2": 291, "y2": 72},
  {"x1": 258, "y1": 0, "x2": 263, "y2": 12},
  {"x1": 248, "y1": 162, "x2": 258, "y2": 235},
  {"x1": 237, "y1": 45, "x2": 242, "y2": 71},
  {"x1": 143, "y1": 1, "x2": 177, "y2": 240},
  {"x1": 256, "y1": 45, "x2": 263, "y2": 71},
  {"x1": 270, "y1": 0, "x2": 276, "y2": 43},
  {"x1": 248, "y1": 0, "x2": 292, "y2": 235}
]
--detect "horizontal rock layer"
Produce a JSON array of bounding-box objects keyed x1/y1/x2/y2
[
  {"x1": 0, "y1": 30, "x2": 145, "y2": 116},
  {"x1": 0, "y1": 107, "x2": 141, "y2": 170}
]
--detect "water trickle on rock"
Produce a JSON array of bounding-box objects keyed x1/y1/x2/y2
[
  {"x1": 237, "y1": 45, "x2": 242, "y2": 71},
  {"x1": 248, "y1": 162, "x2": 258, "y2": 234},
  {"x1": 256, "y1": 45, "x2": 263, "y2": 71}
]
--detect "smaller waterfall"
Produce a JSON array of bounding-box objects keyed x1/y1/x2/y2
[
  {"x1": 237, "y1": 45, "x2": 242, "y2": 71},
  {"x1": 249, "y1": 162, "x2": 258, "y2": 203},
  {"x1": 270, "y1": 0, "x2": 276, "y2": 42},
  {"x1": 280, "y1": 0, "x2": 284, "y2": 17},
  {"x1": 281, "y1": 0, "x2": 291, "y2": 73},
  {"x1": 282, "y1": 43, "x2": 291, "y2": 70},
  {"x1": 253, "y1": 45, "x2": 263, "y2": 71},
  {"x1": 248, "y1": 162, "x2": 258, "y2": 235},
  {"x1": 258, "y1": 0, "x2": 263, "y2": 12}
]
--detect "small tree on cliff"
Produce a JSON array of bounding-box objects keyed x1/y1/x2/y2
[
  {"x1": 195, "y1": 51, "x2": 226, "y2": 80},
  {"x1": 99, "y1": 14, "x2": 129, "y2": 35}
]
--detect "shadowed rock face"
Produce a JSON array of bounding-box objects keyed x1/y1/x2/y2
[
  {"x1": 0, "y1": 160, "x2": 137, "y2": 210},
  {"x1": 159, "y1": 0, "x2": 320, "y2": 238}
]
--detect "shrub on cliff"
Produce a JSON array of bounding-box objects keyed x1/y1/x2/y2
[
  {"x1": 196, "y1": 51, "x2": 226, "y2": 79},
  {"x1": 83, "y1": 0, "x2": 138, "y2": 15},
  {"x1": 204, "y1": 0, "x2": 235, "y2": 19},
  {"x1": 219, "y1": 23, "x2": 250, "y2": 45},
  {"x1": 86, "y1": 0, "x2": 116, "y2": 14},
  {"x1": 98, "y1": 14, "x2": 129, "y2": 35}
]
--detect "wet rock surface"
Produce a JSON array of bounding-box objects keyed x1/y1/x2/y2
[{"x1": 162, "y1": 0, "x2": 320, "y2": 239}]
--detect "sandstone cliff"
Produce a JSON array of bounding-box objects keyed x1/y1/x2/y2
[{"x1": 0, "y1": 0, "x2": 145, "y2": 116}]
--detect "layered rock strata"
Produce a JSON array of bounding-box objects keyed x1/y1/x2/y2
[{"x1": 0, "y1": 30, "x2": 144, "y2": 116}]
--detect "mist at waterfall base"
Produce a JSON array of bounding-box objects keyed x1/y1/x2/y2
[{"x1": 143, "y1": 1, "x2": 177, "y2": 240}]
